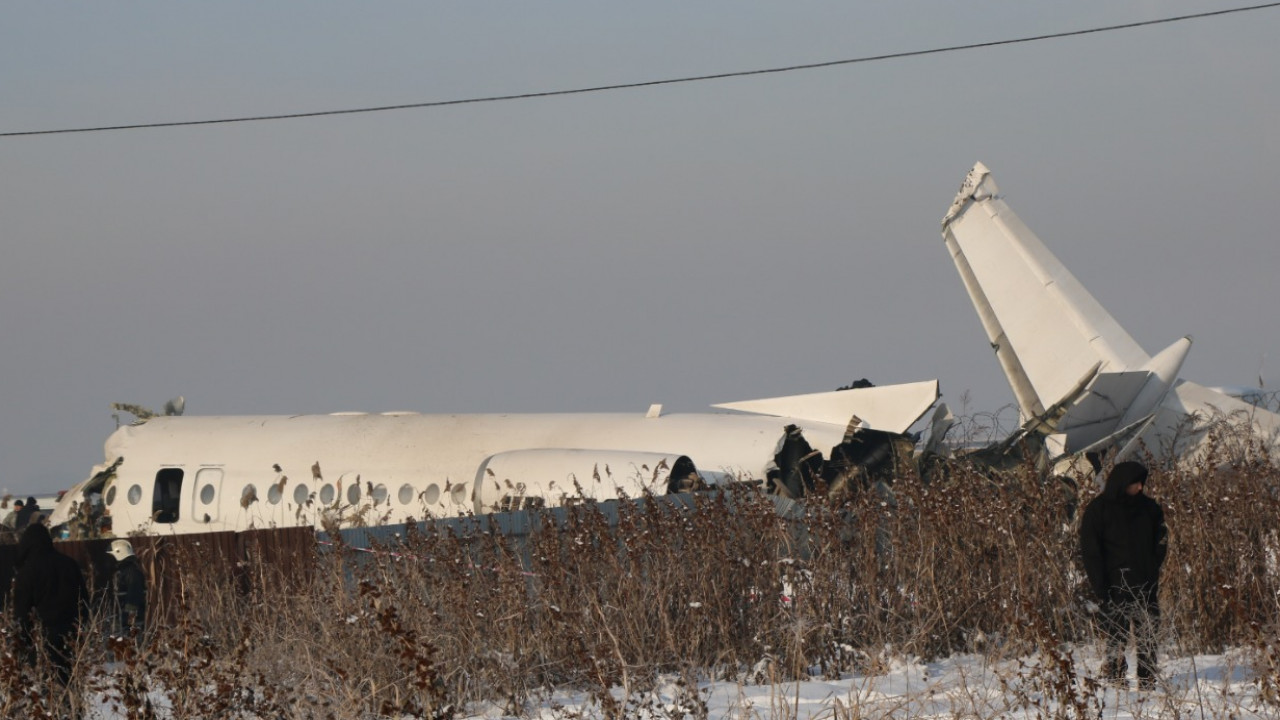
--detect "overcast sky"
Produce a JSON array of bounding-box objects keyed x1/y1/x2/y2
[{"x1": 3, "y1": 2, "x2": 1278, "y2": 496}]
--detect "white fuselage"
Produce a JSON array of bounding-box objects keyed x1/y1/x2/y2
[{"x1": 49, "y1": 410, "x2": 857, "y2": 536}]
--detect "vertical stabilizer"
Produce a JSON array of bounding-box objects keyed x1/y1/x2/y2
[
  {"x1": 941, "y1": 164, "x2": 1150, "y2": 421},
  {"x1": 941, "y1": 164, "x2": 1280, "y2": 467}
]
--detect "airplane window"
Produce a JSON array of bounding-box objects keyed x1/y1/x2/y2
[
  {"x1": 371, "y1": 484, "x2": 388, "y2": 505},
  {"x1": 424, "y1": 484, "x2": 440, "y2": 505},
  {"x1": 267, "y1": 483, "x2": 283, "y2": 504},
  {"x1": 128, "y1": 485, "x2": 142, "y2": 505},
  {"x1": 293, "y1": 484, "x2": 310, "y2": 506},
  {"x1": 320, "y1": 484, "x2": 335, "y2": 505},
  {"x1": 194, "y1": 469, "x2": 224, "y2": 521},
  {"x1": 347, "y1": 484, "x2": 360, "y2": 505},
  {"x1": 450, "y1": 483, "x2": 467, "y2": 505},
  {"x1": 398, "y1": 484, "x2": 414, "y2": 505},
  {"x1": 242, "y1": 484, "x2": 258, "y2": 506},
  {"x1": 105, "y1": 486, "x2": 117, "y2": 506}
]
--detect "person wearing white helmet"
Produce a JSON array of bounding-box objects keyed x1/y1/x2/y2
[{"x1": 108, "y1": 539, "x2": 147, "y2": 638}]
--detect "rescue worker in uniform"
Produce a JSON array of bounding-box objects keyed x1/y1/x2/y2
[{"x1": 108, "y1": 539, "x2": 147, "y2": 638}]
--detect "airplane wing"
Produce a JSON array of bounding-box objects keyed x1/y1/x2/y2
[{"x1": 713, "y1": 379, "x2": 939, "y2": 434}]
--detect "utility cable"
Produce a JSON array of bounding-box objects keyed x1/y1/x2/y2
[{"x1": 3, "y1": 2, "x2": 1277, "y2": 138}]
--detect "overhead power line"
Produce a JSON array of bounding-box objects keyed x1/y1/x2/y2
[{"x1": 4, "y1": 2, "x2": 1278, "y2": 138}]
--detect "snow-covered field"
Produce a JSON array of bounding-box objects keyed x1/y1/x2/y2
[
  {"x1": 76, "y1": 647, "x2": 1273, "y2": 719},
  {"x1": 491, "y1": 650, "x2": 1268, "y2": 719}
]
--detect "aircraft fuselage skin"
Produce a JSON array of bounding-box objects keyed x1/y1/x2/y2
[{"x1": 48, "y1": 384, "x2": 941, "y2": 538}]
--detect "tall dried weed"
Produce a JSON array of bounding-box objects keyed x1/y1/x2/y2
[{"x1": 1, "y1": 417, "x2": 1278, "y2": 717}]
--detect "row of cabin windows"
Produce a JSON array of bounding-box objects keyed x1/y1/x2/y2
[{"x1": 102, "y1": 468, "x2": 470, "y2": 523}]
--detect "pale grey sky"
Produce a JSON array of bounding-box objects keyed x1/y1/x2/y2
[{"x1": 3, "y1": 2, "x2": 1278, "y2": 495}]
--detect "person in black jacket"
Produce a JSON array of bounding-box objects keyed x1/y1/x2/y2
[
  {"x1": 13, "y1": 496, "x2": 40, "y2": 531},
  {"x1": 12, "y1": 522, "x2": 87, "y2": 686},
  {"x1": 107, "y1": 539, "x2": 147, "y2": 638},
  {"x1": 1079, "y1": 461, "x2": 1168, "y2": 689}
]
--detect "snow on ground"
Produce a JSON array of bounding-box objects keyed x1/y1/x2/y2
[
  {"x1": 466, "y1": 648, "x2": 1272, "y2": 719},
  {"x1": 78, "y1": 646, "x2": 1274, "y2": 719}
]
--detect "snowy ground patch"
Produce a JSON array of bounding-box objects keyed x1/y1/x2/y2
[{"x1": 419, "y1": 647, "x2": 1273, "y2": 719}]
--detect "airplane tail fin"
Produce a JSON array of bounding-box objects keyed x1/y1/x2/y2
[
  {"x1": 941, "y1": 163, "x2": 1151, "y2": 424},
  {"x1": 941, "y1": 163, "x2": 1280, "y2": 464}
]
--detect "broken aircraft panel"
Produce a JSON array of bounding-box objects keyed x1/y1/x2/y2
[{"x1": 765, "y1": 381, "x2": 927, "y2": 501}]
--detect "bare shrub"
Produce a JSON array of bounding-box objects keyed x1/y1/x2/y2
[{"x1": 5, "y1": 419, "x2": 1278, "y2": 717}]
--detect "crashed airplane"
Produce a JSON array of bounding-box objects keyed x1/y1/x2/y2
[
  {"x1": 47, "y1": 380, "x2": 939, "y2": 538},
  {"x1": 56, "y1": 160, "x2": 1268, "y2": 539},
  {"x1": 940, "y1": 162, "x2": 1280, "y2": 473}
]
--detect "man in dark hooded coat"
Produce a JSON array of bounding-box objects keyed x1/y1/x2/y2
[
  {"x1": 12, "y1": 522, "x2": 87, "y2": 686},
  {"x1": 1079, "y1": 461, "x2": 1168, "y2": 689},
  {"x1": 665, "y1": 456, "x2": 707, "y2": 495}
]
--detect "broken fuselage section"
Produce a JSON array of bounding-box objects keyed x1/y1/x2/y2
[{"x1": 50, "y1": 380, "x2": 940, "y2": 538}]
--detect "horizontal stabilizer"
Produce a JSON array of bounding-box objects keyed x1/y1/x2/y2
[
  {"x1": 1053, "y1": 336, "x2": 1191, "y2": 454},
  {"x1": 1054, "y1": 370, "x2": 1150, "y2": 450},
  {"x1": 1073, "y1": 413, "x2": 1157, "y2": 461},
  {"x1": 713, "y1": 379, "x2": 939, "y2": 434}
]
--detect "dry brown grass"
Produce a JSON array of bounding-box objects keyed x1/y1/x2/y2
[{"x1": 2, "y1": 424, "x2": 1278, "y2": 718}]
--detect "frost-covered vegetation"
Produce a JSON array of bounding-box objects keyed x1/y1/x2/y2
[{"x1": 3, "y1": 425, "x2": 1279, "y2": 719}]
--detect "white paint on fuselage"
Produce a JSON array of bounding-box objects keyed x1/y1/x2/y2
[{"x1": 50, "y1": 409, "x2": 867, "y2": 537}]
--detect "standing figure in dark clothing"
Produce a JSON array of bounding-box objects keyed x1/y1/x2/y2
[
  {"x1": 14, "y1": 496, "x2": 40, "y2": 530},
  {"x1": 1079, "y1": 461, "x2": 1168, "y2": 689},
  {"x1": 772, "y1": 425, "x2": 823, "y2": 499},
  {"x1": 108, "y1": 539, "x2": 147, "y2": 638},
  {"x1": 665, "y1": 456, "x2": 707, "y2": 495},
  {"x1": 12, "y1": 523, "x2": 87, "y2": 686}
]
